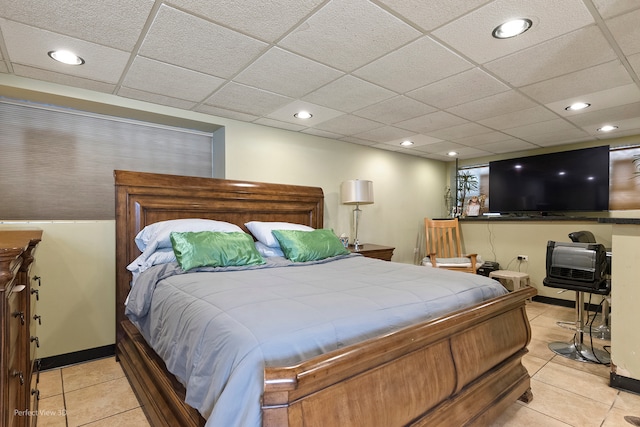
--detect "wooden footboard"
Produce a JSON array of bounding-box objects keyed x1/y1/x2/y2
[
  {"x1": 116, "y1": 286, "x2": 534, "y2": 427},
  {"x1": 262, "y1": 286, "x2": 536, "y2": 427}
]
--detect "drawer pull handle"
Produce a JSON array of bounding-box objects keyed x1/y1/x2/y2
[
  {"x1": 31, "y1": 288, "x2": 39, "y2": 301},
  {"x1": 31, "y1": 336, "x2": 40, "y2": 348},
  {"x1": 31, "y1": 389, "x2": 40, "y2": 400},
  {"x1": 34, "y1": 314, "x2": 42, "y2": 325},
  {"x1": 13, "y1": 311, "x2": 25, "y2": 325},
  {"x1": 13, "y1": 370, "x2": 24, "y2": 385},
  {"x1": 32, "y1": 275, "x2": 41, "y2": 286}
]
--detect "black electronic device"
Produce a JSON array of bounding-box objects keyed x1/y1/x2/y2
[
  {"x1": 543, "y1": 241, "x2": 609, "y2": 294},
  {"x1": 489, "y1": 146, "x2": 610, "y2": 214},
  {"x1": 477, "y1": 261, "x2": 500, "y2": 277}
]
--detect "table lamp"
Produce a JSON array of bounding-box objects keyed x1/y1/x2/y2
[{"x1": 340, "y1": 179, "x2": 374, "y2": 250}]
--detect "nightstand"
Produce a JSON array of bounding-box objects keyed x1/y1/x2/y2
[{"x1": 349, "y1": 243, "x2": 395, "y2": 261}]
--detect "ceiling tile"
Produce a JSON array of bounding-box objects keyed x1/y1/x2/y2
[
  {"x1": 203, "y1": 82, "x2": 292, "y2": 117},
  {"x1": 353, "y1": 125, "x2": 414, "y2": 143},
  {"x1": 11, "y1": 64, "x2": 116, "y2": 93},
  {"x1": 301, "y1": 128, "x2": 345, "y2": 140},
  {"x1": 0, "y1": 0, "x2": 154, "y2": 50},
  {"x1": 1, "y1": 19, "x2": 130, "y2": 84},
  {"x1": 502, "y1": 118, "x2": 580, "y2": 139},
  {"x1": 519, "y1": 60, "x2": 633, "y2": 104},
  {"x1": 314, "y1": 114, "x2": 383, "y2": 135},
  {"x1": 590, "y1": 117, "x2": 640, "y2": 138},
  {"x1": 123, "y1": 57, "x2": 225, "y2": 102},
  {"x1": 379, "y1": 134, "x2": 443, "y2": 148},
  {"x1": 606, "y1": 8, "x2": 640, "y2": 56},
  {"x1": 265, "y1": 99, "x2": 344, "y2": 126},
  {"x1": 432, "y1": 0, "x2": 594, "y2": 64},
  {"x1": 478, "y1": 106, "x2": 559, "y2": 130},
  {"x1": 566, "y1": 101, "x2": 640, "y2": 128},
  {"x1": 523, "y1": 128, "x2": 592, "y2": 146},
  {"x1": 234, "y1": 47, "x2": 342, "y2": 98},
  {"x1": 475, "y1": 138, "x2": 539, "y2": 154},
  {"x1": 195, "y1": 104, "x2": 259, "y2": 122},
  {"x1": 278, "y1": 0, "x2": 420, "y2": 72},
  {"x1": 139, "y1": 5, "x2": 268, "y2": 79},
  {"x1": 167, "y1": 0, "x2": 326, "y2": 42},
  {"x1": 547, "y1": 84, "x2": 640, "y2": 117},
  {"x1": 484, "y1": 25, "x2": 617, "y2": 87},
  {"x1": 117, "y1": 87, "x2": 197, "y2": 110},
  {"x1": 453, "y1": 131, "x2": 514, "y2": 146},
  {"x1": 395, "y1": 110, "x2": 468, "y2": 133},
  {"x1": 428, "y1": 122, "x2": 494, "y2": 141},
  {"x1": 377, "y1": 0, "x2": 491, "y2": 31},
  {"x1": 353, "y1": 96, "x2": 436, "y2": 124},
  {"x1": 407, "y1": 68, "x2": 509, "y2": 109},
  {"x1": 592, "y1": 0, "x2": 640, "y2": 19},
  {"x1": 354, "y1": 36, "x2": 474, "y2": 93},
  {"x1": 446, "y1": 90, "x2": 537, "y2": 122},
  {"x1": 302, "y1": 75, "x2": 395, "y2": 113}
]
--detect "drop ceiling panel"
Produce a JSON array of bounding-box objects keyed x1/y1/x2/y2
[
  {"x1": 432, "y1": 0, "x2": 594, "y2": 64},
  {"x1": 278, "y1": 0, "x2": 421, "y2": 72},
  {"x1": 0, "y1": 0, "x2": 154, "y2": 50},
  {"x1": 138, "y1": 5, "x2": 268, "y2": 79},
  {"x1": 353, "y1": 36, "x2": 474, "y2": 93},
  {"x1": 1, "y1": 0, "x2": 639, "y2": 161},
  {"x1": 166, "y1": 0, "x2": 326, "y2": 42},
  {"x1": 234, "y1": 47, "x2": 343, "y2": 98}
]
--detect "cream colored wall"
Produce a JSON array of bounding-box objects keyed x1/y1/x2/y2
[
  {"x1": 610, "y1": 224, "x2": 640, "y2": 381},
  {"x1": 1, "y1": 76, "x2": 447, "y2": 358},
  {"x1": 459, "y1": 220, "x2": 613, "y2": 302},
  {"x1": 0, "y1": 221, "x2": 115, "y2": 358}
]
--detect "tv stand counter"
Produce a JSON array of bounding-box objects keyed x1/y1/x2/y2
[{"x1": 459, "y1": 215, "x2": 601, "y2": 222}]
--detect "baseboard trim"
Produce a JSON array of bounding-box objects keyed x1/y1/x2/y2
[
  {"x1": 610, "y1": 372, "x2": 640, "y2": 395},
  {"x1": 532, "y1": 295, "x2": 606, "y2": 313},
  {"x1": 39, "y1": 344, "x2": 115, "y2": 371}
]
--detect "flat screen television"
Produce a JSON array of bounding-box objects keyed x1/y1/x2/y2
[{"x1": 489, "y1": 146, "x2": 610, "y2": 214}]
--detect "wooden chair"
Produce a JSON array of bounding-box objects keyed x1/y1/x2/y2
[{"x1": 424, "y1": 218, "x2": 479, "y2": 274}]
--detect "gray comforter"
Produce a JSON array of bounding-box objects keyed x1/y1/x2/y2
[{"x1": 125, "y1": 254, "x2": 508, "y2": 427}]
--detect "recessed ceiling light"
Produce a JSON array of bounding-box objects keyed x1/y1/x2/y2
[
  {"x1": 447, "y1": 151, "x2": 458, "y2": 157},
  {"x1": 48, "y1": 50, "x2": 85, "y2": 65},
  {"x1": 565, "y1": 102, "x2": 590, "y2": 111},
  {"x1": 597, "y1": 125, "x2": 618, "y2": 132},
  {"x1": 294, "y1": 111, "x2": 312, "y2": 119},
  {"x1": 400, "y1": 140, "x2": 414, "y2": 147},
  {"x1": 492, "y1": 18, "x2": 532, "y2": 39}
]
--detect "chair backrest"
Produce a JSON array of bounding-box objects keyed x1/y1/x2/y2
[
  {"x1": 568, "y1": 230, "x2": 596, "y2": 243},
  {"x1": 425, "y1": 218, "x2": 464, "y2": 259}
]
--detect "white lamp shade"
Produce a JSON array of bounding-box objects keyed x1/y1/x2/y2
[{"x1": 341, "y1": 180, "x2": 374, "y2": 205}]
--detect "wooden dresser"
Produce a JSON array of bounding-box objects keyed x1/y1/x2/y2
[{"x1": 1, "y1": 230, "x2": 42, "y2": 427}]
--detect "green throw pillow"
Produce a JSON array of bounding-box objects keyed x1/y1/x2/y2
[
  {"x1": 272, "y1": 229, "x2": 349, "y2": 262},
  {"x1": 170, "y1": 231, "x2": 265, "y2": 271}
]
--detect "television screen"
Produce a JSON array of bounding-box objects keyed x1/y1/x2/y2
[{"x1": 489, "y1": 146, "x2": 610, "y2": 213}]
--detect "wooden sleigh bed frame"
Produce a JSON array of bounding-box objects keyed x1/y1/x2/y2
[{"x1": 114, "y1": 170, "x2": 536, "y2": 427}]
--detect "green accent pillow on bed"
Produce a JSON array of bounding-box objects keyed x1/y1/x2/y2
[
  {"x1": 272, "y1": 229, "x2": 349, "y2": 262},
  {"x1": 170, "y1": 231, "x2": 265, "y2": 271}
]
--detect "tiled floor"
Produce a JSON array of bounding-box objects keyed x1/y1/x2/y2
[{"x1": 36, "y1": 302, "x2": 640, "y2": 427}]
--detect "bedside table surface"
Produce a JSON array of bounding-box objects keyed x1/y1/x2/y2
[{"x1": 349, "y1": 243, "x2": 395, "y2": 261}]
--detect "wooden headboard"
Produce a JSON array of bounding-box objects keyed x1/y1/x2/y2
[{"x1": 114, "y1": 170, "x2": 325, "y2": 342}]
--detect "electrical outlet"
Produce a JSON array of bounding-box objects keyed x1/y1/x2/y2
[{"x1": 517, "y1": 255, "x2": 529, "y2": 261}]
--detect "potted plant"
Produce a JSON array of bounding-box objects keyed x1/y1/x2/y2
[{"x1": 456, "y1": 171, "x2": 478, "y2": 216}]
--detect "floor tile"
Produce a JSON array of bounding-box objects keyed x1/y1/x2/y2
[
  {"x1": 38, "y1": 369, "x2": 64, "y2": 399},
  {"x1": 491, "y1": 401, "x2": 572, "y2": 426},
  {"x1": 36, "y1": 394, "x2": 67, "y2": 427},
  {"x1": 612, "y1": 389, "x2": 640, "y2": 412},
  {"x1": 521, "y1": 354, "x2": 548, "y2": 377},
  {"x1": 550, "y1": 353, "x2": 610, "y2": 379},
  {"x1": 79, "y1": 407, "x2": 151, "y2": 427},
  {"x1": 62, "y1": 356, "x2": 125, "y2": 392},
  {"x1": 525, "y1": 378, "x2": 611, "y2": 427},
  {"x1": 533, "y1": 361, "x2": 618, "y2": 406},
  {"x1": 65, "y1": 377, "x2": 140, "y2": 427}
]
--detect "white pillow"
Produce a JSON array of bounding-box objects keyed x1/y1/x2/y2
[
  {"x1": 135, "y1": 219, "x2": 243, "y2": 253},
  {"x1": 254, "y1": 241, "x2": 285, "y2": 258},
  {"x1": 245, "y1": 221, "x2": 314, "y2": 248}
]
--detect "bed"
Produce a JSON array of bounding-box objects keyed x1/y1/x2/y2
[{"x1": 114, "y1": 170, "x2": 536, "y2": 427}]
